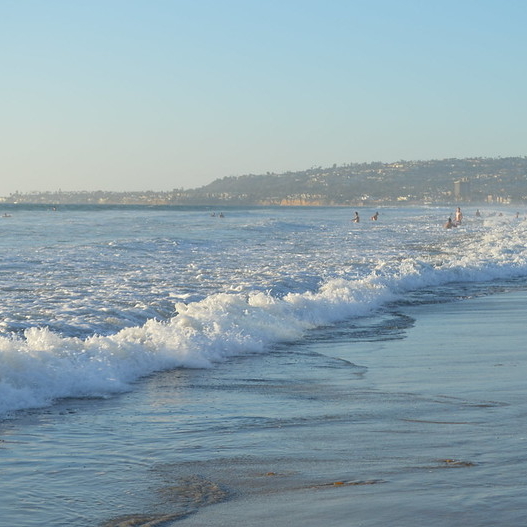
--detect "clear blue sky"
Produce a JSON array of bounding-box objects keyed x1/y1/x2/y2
[{"x1": 2, "y1": 0, "x2": 526, "y2": 194}]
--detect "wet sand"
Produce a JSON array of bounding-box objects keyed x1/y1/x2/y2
[{"x1": 165, "y1": 289, "x2": 527, "y2": 527}]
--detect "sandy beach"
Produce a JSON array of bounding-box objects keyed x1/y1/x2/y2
[{"x1": 163, "y1": 289, "x2": 527, "y2": 527}]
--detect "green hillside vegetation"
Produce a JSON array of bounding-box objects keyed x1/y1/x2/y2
[{"x1": 179, "y1": 156, "x2": 527, "y2": 205}]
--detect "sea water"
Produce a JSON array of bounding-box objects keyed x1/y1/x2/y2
[{"x1": 1, "y1": 204, "x2": 526, "y2": 526}]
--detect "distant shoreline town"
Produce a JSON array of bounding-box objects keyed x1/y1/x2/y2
[{"x1": 2, "y1": 157, "x2": 527, "y2": 206}]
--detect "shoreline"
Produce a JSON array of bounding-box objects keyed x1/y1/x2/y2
[
  {"x1": 2, "y1": 287, "x2": 526, "y2": 526},
  {"x1": 166, "y1": 289, "x2": 527, "y2": 526}
]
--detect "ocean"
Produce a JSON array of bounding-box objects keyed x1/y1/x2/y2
[{"x1": 1, "y1": 204, "x2": 526, "y2": 526}]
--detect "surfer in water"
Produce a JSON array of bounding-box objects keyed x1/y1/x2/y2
[
  {"x1": 371, "y1": 211, "x2": 379, "y2": 221},
  {"x1": 353, "y1": 211, "x2": 360, "y2": 223}
]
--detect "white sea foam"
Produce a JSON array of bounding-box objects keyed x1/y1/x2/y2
[{"x1": 1, "y1": 207, "x2": 526, "y2": 416}]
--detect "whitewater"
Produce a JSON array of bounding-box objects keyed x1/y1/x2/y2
[{"x1": 1, "y1": 204, "x2": 526, "y2": 418}]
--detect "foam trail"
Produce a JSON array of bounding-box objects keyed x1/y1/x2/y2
[
  {"x1": 0, "y1": 272, "x2": 386, "y2": 416},
  {"x1": 2, "y1": 211, "x2": 527, "y2": 417}
]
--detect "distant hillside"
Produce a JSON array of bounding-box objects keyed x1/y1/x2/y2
[
  {"x1": 3, "y1": 157, "x2": 527, "y2": 205},
  {"x1": 187, "y1": 157, "x2": 527, "y2": 205}
]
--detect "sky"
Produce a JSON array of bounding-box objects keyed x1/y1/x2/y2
[{"x1": 1, "y1": 0, "x2": 526, "y2": 195}]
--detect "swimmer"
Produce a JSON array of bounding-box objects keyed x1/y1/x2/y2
[
  {"x1": 455, "y1": 207, "x2": 463, "y2": 224},
  {"x1": 353, "y1": 211, "x2": 360, "y2": 223},
  {"x1": 371, "y1": 212, "x2": 379, "y2": 221},
  {"x1": 444, "y1": 217, "x2": 454, "y2": 229},
  {"x1": 475, "y1": 209, "x2": 481, "y2": 217}
]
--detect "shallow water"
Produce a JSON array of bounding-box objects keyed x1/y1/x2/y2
[
  {"x1": 2, "y1": 290, "x2": 527, "y2": 526},
  {"x1": 168, "y1": 290, "x2": 527, "y2": 527}
]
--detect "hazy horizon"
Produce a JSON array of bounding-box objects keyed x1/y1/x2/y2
[
  {"x1": 2, "y1": 154, "x2": 525, "y2": 196},
  {"x1": 2, "y1": 1, "x2": 526, "y2": 195}
]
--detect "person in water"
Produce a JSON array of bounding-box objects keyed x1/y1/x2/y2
[
  {"x1": 455, "y1": 207, "x2": 463, "y2": 224},
  {"x1": 444, "y1": 217, "x2": 454, "y2": 229},
  {"x1": 475, "y1": 209, "x2": 481, "y2": 217},
  {"x1": 353, "y1": 211, "x2": 360, "y2": 223},
  {"x1": 371, "y1": 211, "x2": 379, "y2": 221}
]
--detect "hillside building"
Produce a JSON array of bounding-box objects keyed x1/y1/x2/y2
[{"x1": 454, "y1": 178, "x2": 471, "y2": 201}]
